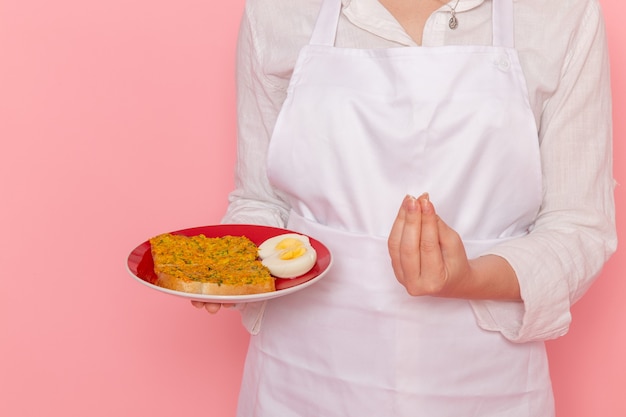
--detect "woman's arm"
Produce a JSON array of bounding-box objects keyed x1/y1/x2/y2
[
  {"x1": 194, "y1": 6, "x2": 293, "y2": 315},
  {"x1": 221, "y1": 6, "x2": 292, "y2": 227},
  {"x1": 389, "y1": 2, "x2": 617, "y2": 343}
]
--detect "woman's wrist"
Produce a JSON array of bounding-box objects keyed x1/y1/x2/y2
[{"x1": 462, "y1": 255, "x2": 521, "y2": 301}]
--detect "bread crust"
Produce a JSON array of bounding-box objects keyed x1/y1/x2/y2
[{"x1": 155, "y1": 271, "x2": 275, "y2": 295}]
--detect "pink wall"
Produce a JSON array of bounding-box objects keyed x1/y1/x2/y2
[{"x1": 0, "y1": 1, "x2": 623, "y2": 416}]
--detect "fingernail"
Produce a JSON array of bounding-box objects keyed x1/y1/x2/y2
[
  {"x1": 404, "y1": 194, "x2": 418, "y2": 212},
  {"x1": 419, "y1": 193, "x2": 432, "y2": 213}
]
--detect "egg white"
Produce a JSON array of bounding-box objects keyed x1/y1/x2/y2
[{"x1": 258, "y1": 233, "x2": 317, "y2": 278}]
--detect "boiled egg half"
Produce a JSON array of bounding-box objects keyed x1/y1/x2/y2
[{"x1": 258, "y1": 233, "x2": 317, "y2": 278}]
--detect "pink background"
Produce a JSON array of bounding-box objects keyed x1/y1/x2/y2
[{"x1": 0, "y1": 1, "x2": 623, "y2": 416}]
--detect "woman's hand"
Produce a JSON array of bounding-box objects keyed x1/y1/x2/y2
[
  {"x1": 190, "y1": 301, "x2": 235, "y2": 314},
  {"x1": 387, "y1": 193, "x2": 471, "y2": 297},
  {"x1": 388, "y1": 194, "x2": 521, "y2": 300}
]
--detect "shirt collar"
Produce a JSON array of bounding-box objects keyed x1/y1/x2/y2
[{"x1": 342, "y1": 0, "x2": 485, "y2": 45}]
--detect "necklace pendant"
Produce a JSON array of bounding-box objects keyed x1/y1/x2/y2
[{"x1": 448, "y1": 14, "x2": 458, "y2": 30}]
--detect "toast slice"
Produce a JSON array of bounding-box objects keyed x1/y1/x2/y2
[{"x1": 150, "y1": 233, "x2": 275, "y2": 295}]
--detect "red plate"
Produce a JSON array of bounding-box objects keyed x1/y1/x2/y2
[{"x1": 126, "y1": 224, "x2": 333, "y2": 303}]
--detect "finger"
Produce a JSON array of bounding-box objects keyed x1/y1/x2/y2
[
  {"x1": 418, "y1": 196, "x2": 446, "y2": 289},
  {"x1": 190, "y1": 300, "x2": 223, "y2": 314},
  {"x1": 388, "y1": 195, "x2": 411, "y2": 282},
  {"x1": 204, "y1": 303, "x2": 223, "y2": 314},
  {"x1": 397, "y1": 194, "x2": 424, "y2": 283},
  {"x1": 387, "y1": 195, "x2": 410, "y2": 280}
]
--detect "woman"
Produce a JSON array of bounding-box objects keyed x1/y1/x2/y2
[{"x1": 195, "y1": 0, "x2": 617, "y2": 415}]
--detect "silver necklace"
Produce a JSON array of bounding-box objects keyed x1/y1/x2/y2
[{"x1": 443, "y1": 0, "x2": 461, "y2": 30}]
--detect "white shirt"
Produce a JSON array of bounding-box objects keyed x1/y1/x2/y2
[{"x1": 223, "y1": 0, "x2": 617, "y2": 343}]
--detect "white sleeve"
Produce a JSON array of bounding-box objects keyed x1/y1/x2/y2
[
  {"x1": 471, "y1": 1, "x2": 618, "y2": 343},
  {"x1": 223, "y1": 6, "x2": 295, "y2": 334},
  {"x1": 221, "y1": 6, "x2": 291, "y2": 228}
]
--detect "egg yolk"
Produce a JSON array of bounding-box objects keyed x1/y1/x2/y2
[{"x1": 275, "y1": 238, "x2": 307, "y2": 260}]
